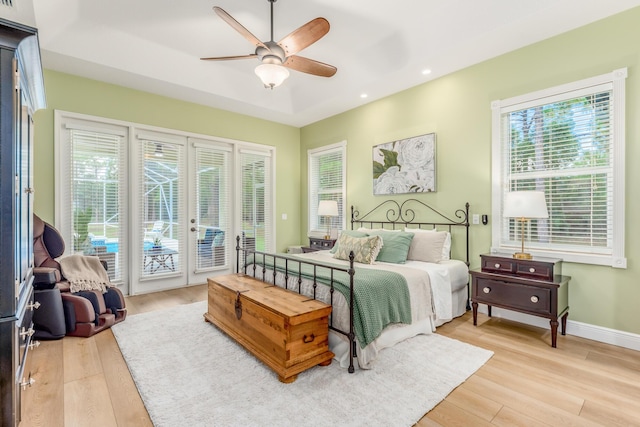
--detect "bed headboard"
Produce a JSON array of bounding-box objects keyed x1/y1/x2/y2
[{"x1": 350, "y1": 199, "x2": 470, "y2": 266}]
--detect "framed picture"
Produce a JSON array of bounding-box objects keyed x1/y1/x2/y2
[{"x1": 372, "y1": 133, "x2": 436, "y2": 195}]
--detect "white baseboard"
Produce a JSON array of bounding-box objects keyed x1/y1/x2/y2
[{"x1": 476, "y1": 306, "x2": 640, "y2": 352}]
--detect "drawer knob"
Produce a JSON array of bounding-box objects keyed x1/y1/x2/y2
[
  {"x1": 529, "y1": 267, "x2": 536, "y2": 273},
  {"x1": 483, "y1": 287, "x2": 491, "y2": 294},
  {"x1": 20, "y1": 327, "x2": 35, "y2": 339},
  {"x1": 303, "y1": 334, "x2": 316, "y2": 343},
  {"x1": 20, "y1": 374, "x2": 35, "y2": 390},
  {"x1": 531, "y1": 296, "x2": 539, "y2": 303},
  {"x1": 494, "y1": 263, "x2": 500, "y2": 268}
]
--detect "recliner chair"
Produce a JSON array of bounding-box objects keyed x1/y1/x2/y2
[{"x1": 32, "y1": 214, "x2": 127, "y2": 337}]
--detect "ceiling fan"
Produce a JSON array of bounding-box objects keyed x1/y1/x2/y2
[{"x1": 201, "y1": 0, "x2": 337, "y2": 89}]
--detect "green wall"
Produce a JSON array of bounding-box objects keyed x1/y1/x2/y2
[
  {"x1": 33, "y1": 70, "x2": 302, "y2": 252},
  {"x1": 300, "y1": 7, "x2": 640, "y2": 335},
  {"x1": 31, "y1": 7, "x2": 640, "y2": 336}
]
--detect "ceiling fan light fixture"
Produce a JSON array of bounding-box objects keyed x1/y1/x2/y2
[
  {"x1": 255, "y1": 63, "x2": 290, "y2": 89},
  {"x1": 204, "y1": 3, "x2": 335, "y2": 86}
]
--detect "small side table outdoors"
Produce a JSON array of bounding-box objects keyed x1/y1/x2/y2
[{"x1": 144, "y1": 246, "x2": 178, "y2": 273}]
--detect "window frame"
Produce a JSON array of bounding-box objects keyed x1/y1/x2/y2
[
  {"x1": 308, "y1": 141, "x2": 347, "y2": 237},
  {"x1": 491, "y1": 68, "x2": 627, "y2": 268}
]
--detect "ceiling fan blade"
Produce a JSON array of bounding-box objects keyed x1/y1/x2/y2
[
  {"x1": 213, "y1": 6, "x2": 269, "y2": 51},
  {"x1": 277, "y1": 18, "x2": 330, "y2": 56},
  {"x1": 201, "y1": 54, "x2": 258, "y2": 61},
  {"x1": 283, "y1": 55, "x2": 337, "y2": 77}
]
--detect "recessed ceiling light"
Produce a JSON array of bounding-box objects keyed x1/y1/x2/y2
[
  {"x1": 422, "y1": 69, "x2": 432, "y2": 75},
  {"x1": 360, "y1": 93, "x2": 368, "y2": 99}
]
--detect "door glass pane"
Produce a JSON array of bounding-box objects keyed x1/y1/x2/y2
[
  {"x1": 141, "y1": 141, "x2": 184, "y2": 276},
  {"x1": 195, "y1": 147, "x2": 229, "y2": 270},
  {"x1": 240, "y1": 151, "x2": 271, "y2": 252},
  {"x1": 69, "y1": 129, "x2": 125, "y2": 282},
  {"x1": 19, "y1": 91, "x2": 32, "y2": 285}
]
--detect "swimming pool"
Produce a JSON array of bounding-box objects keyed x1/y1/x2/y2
[{"x1": 92, "y1": 239, "x2": 153, "y2": 253}]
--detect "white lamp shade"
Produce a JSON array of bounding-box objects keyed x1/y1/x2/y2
[
  {"x1": 255, "y1": 63, "x2": 290, "y2": 89},
  {"x1": 317, "y1": 200, "x2": 339, "y2": 217},
  {"x1": 503, "y1": 191, "x2": 548, "y2": 219}
]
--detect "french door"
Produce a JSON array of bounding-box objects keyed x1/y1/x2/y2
[
  {"x1": 187, "y1": 139, "x2": 232, "y2": 285},
  {"x1": 132, "y1": 132, "x2": 237, "y2": 294},
  {"x1": 56, "y1": 112, "x2": 274, "y2": 296}
]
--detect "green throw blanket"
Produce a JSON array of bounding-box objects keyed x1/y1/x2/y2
[{"x1": 245, "y1": 254, "x2": 412, "y2": 348}]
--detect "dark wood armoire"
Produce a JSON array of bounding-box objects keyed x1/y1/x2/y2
[{"x1": 0, "y1": 18, "x2": 46, "y2": 426}]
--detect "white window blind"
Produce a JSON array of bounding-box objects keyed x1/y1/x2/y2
[
  {"x1": 67, "y1": 128, "x2": 127, "y2": 282},
  {"x1": 492, "y1": 69, "x2": 626, "y2": 267},
  {"x1": 308, "y1": 142, "x2": 346, "y2": 235},
  {"x1": 139, "y1": 139, "x2": 185, "y2": 277},
  {"x1": 240, "y1": 150, "x2": 272, "y2": 253},
  {"x1": 195, "y1": 145, "x2": 230, "y2": 269}
]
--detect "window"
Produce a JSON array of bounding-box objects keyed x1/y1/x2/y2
[
  {"x1": 240, "y1": 148, "x2": 273, "y2": 253},
  {"x1": 308, "y1": 141, "x2": 346, "y2": 235},
  {"x1": 491, "y1": 68, "x2": 626, "y2": 268},
  {"x1": 57, "y1": 121, "x2": 129, "y2": 283}
]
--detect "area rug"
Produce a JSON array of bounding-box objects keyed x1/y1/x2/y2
[{"x1": 112, "y1": 301, "x2": 493, "y2": 427}]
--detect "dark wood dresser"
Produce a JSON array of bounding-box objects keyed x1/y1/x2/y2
[
  {"x1": 0, "y1": 18, "x2": 46, "y2": 426},
  {"x1": 470, "y1": 254, "x2": 570, "y2": 348}
]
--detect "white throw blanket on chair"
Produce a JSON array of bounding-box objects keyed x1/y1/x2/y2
[{"x1": 59, "y1": 254, "x2": 110, "y2": 293}]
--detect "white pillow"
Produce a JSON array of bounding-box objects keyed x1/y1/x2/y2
[{"x1": 405, "y1": 227, "x2": 451, "y2": 261}]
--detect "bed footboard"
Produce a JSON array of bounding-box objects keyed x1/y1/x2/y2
[{"x1": 236, "y1": 236, "x2": 358, "y2": 373}]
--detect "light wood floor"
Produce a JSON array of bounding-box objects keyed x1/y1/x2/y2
[{"x1": 20, "y1": 284, "x2": 640, "y2": 426}]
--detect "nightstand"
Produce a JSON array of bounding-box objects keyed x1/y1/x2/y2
[
  {"x1": 302, "y1": 237, "x2": 336, "y2": 253},
  {"x1": 470, "y1": 254, "x2": 570, "y2": 348}
]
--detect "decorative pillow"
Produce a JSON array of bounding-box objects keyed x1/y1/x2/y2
[
  {"x1": 367, "y1": 231, "x2": 414, "y2": 264},
  {"x1": 329, "y1": 230, "x2": 369, "y2": 253},
  {"x1": 404, "y1": 228, "x2": 448, "y2": 263},
  {"x1": 332, "y1": 234, "x2": 383, "y2": 264}
]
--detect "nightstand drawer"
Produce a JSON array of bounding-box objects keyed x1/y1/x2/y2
[
  {"x1": 475, "y1": 277, "x2": 552, "y2": 316},
  {"x1": 481, "y1": 256, "x2": 516, "y2": 274},
  {"x1": 514, "y1": 259, "x2": 555, "y2": 281},
  {"x1": 481, "y1": 255, "x2": 560, "y2": 281},
  {"x1": 309, "y1": 238, "x2": 336, "y2": 251}
]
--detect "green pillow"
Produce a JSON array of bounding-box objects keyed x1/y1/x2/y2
[
  {"x1": 368, "y1": 231, "x2": 415, "y2": 264},
  {"x1": 330, "y1": 230, "x2": 369, "y2": 253}
]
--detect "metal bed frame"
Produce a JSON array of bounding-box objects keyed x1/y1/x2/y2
[{"x1": 236, "y1": 199, "x2": 470, "y2": 373}]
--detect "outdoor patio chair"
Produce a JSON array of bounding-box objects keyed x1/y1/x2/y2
[
  {"x1": 198, "y1": 228, "x2": 225, "y2": 267},
  {"x1": 144, "y1": 220, "x2": 165, "y2": 241}
]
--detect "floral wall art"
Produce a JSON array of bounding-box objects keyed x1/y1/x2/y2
[{"x1": 372, "y1": 133, "x2": 436, "y2": 195}]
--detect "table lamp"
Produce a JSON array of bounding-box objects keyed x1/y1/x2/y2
[
  {"x1": 503, "y1": 191, "x2": 548, "y2": 260},
  {"x1": 317, "y1": 200, "x2": 339, "y2": 240}
]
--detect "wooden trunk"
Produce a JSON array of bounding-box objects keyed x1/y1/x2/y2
[{"x1": 204, "y1": 274, "x2": 334, "y2": 383}]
